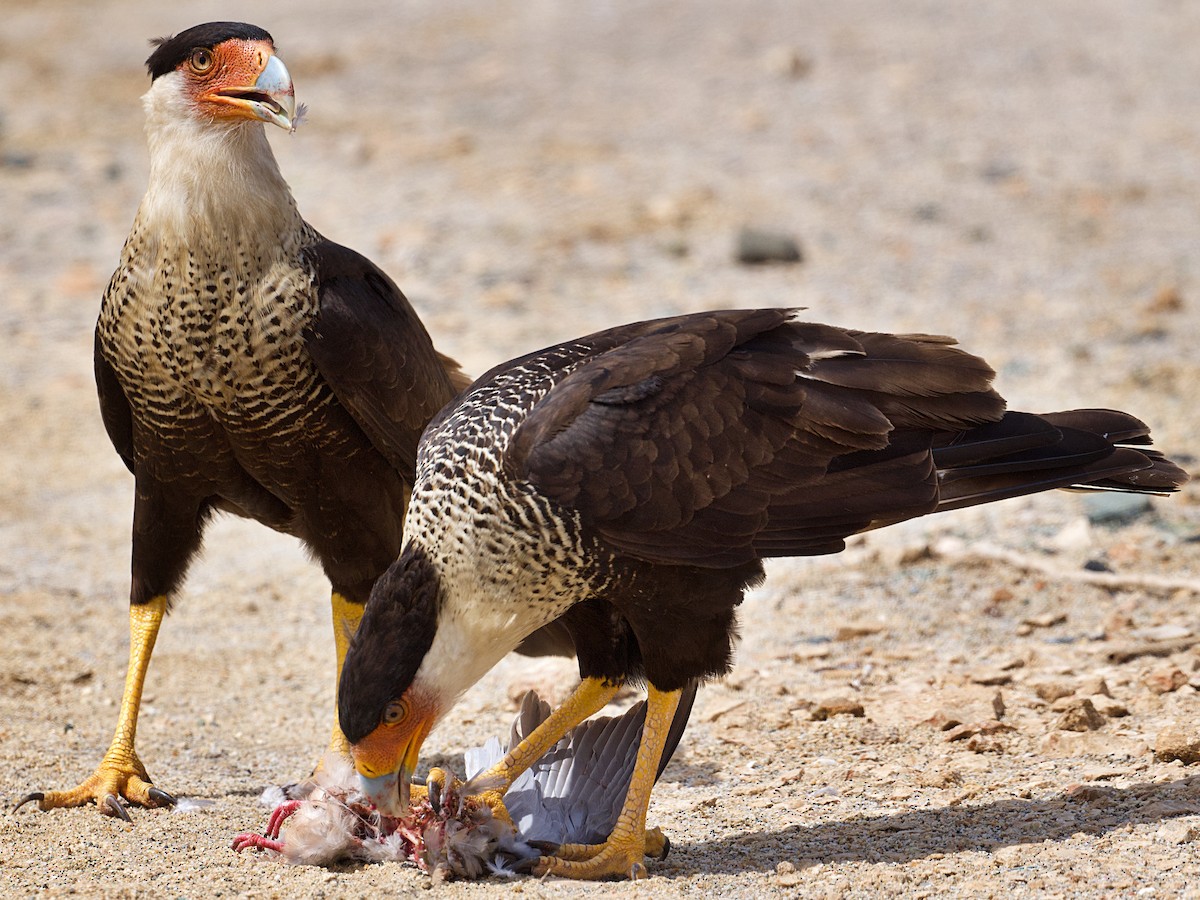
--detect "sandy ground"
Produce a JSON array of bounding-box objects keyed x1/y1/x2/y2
[{"x1": 2, "y1": 1, "x2": 1200, "y2": 896}]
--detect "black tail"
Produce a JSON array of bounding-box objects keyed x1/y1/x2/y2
[{"x1": 933, "y1": 409, "x2": 1188, "y2": 514}]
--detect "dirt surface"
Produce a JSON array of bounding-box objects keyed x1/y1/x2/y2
[{"x1": 3, "y1": 1, "x2": 1200, "y2": 897}]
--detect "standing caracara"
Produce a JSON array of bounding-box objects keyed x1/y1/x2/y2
[
  {"x1": 18, "y1": 21, "x2": 564, "y2": 820},
  {"x1": 337, "y1": 308, "x2": 1187, "y2": 880}
]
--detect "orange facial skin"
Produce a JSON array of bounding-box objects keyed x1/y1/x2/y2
[
  {"x1": 180, "y1": 38, "x2": 296, "y2": 130},
  {"x1": 350, "y1": 688, "x2": 442, "y2": 817}
]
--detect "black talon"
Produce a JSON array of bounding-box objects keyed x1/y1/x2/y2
[
  {"x1": 428, "y1": 779, "x2": 442, "y2": 815},
  {"x1": 655, "y1": 833, "x2": 670, "y2": 860},
  {"x1": 102, "y1": 794, "x2": 133, "y2": 822},
  {"x1": 147, "y1": 787, "x2": 177, "y2": 807},
  {"x1": 527, "y1": 839, "x2": 560, "y2": 854},
  {"x1": 13, "y1": 791, "x2": 45, "y2": 813}
]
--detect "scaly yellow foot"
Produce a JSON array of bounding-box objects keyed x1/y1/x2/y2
[
  {"x1": 17, "y1": 596, "x2": 173, "y2": 821},
  {"x1": 535, "y1": 835, "x2": 652, "y2": 880},
  {"x1": 533, "y1": 684, "x2": 683, "y2": 881},
  {"x1": 534, "y1": 827, "x2": 670, "y2": 863},
  {"x1": 17, "y1": 749, "x2": 174, "y2": 821}
]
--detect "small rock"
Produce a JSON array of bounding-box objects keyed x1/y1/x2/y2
[
  {"x1": 1131, "y1": 624, "x2": 1193, "y2": 642},
  {"x1": 982, "y1": 587, "x2": 1015, "y2": 617},
  {"x1": 913, "y1": 202, "x2": 941, "y2": 222},
  {"x1": 1091, "y1": 697, "x2": 1129, "y2": 718},
  {"x1": 1032, "y1": 680, "x2": 1075, "y2": 702},
  {"x1": 762, "y1": 46, "x2": 813, "y2": 79},
  {"x1": 811, "y1": 698, "x2": 865, "y2": 720},
  {"x1": 1022, "y1": 612, "x2": 1067, "y2": 629},
  {"x1": 1079, "y1": 677, "x2": 1112, "y2": 698},
  {"x1": 1145, "y1": 284, "x2": 1185, "y2": 315},
  {"x1": 834, "y1": 624, "x2": 883, "y2": 641},
  {"x1": 970, "y1": 669, "x2": 1012, "y2": 686},
  {"x1": 1155, "y1": 725, "x2": 1200, "y2": 764},
  {"x1": 916, "y1": 768, "x2": 963, "y2": 788},
  {"x1": 1065, "y1": 783, "x2": 1114, "y2": 802},
  {"x1": 965, "y1": 734, "x2": 1007, "y2": 753},
  {"x1": 735, "y1": 227, "x2": 803, "y2": 265},
  {"x1": 1084, "y1": 492, "x2": 1152, "y2": 525},
  {"x1": 1106, "y1": 637, "x2": 1198, "y2": 663},
  {"x1": 945, "y1": 720, "x2": 1013, "y2": 742},
  {"x1": 776, "y1": 861, "x2": 797, "y2": 875},
  {"x1": 1054, "y1": 698, "x2": 1105, "y2": 732},
  {"x1": 992, "y1": 690, "x2": 1006, "y2": 720},
  {"x1": 924, "y1": 710, "x2": 964, "y2": 731},
  {"x1": 1143, "y1": 668, "x2": 1189, "y2": 695},
  {"x1": 1049, "y1": 517, "x2": 1092, "y2": 552},
  {"x1": 1156, "y1": 819, "x2": 1199, "y2": 844}
]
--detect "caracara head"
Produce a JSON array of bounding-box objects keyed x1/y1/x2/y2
[
  {"x1": 338, "y1": 546, "x2": 449, "y2": 817},
  {"x1": 145, "y1": 22, "x2": 297, "y2": 132}
]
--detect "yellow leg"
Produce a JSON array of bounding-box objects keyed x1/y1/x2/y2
[
  {"x1": 24, "y1": 596, "x2": 173, "y2": 818},
  {"x1": 427, "y1": 677, "x2": 620, "y2": 827},
  {"x1": 324, "y1": 591, "x2": 364, "y2": 758},
  {"x1": 534, "y1": 685, "x2": 683, "y2": 880}
]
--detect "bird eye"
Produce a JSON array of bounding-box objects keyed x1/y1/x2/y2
[
  {"x1": 383, "y1": 700, "x2": 409, "y2": 726},
  {"x1": 189, "y1": 49, "x2": 214, "y2": 74}
]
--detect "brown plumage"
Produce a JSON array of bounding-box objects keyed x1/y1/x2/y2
[
  {"x1": 337, "y1": 307, "x2": 1188, "y2": 879},
  {"x1": 18, "y1": 21, "x2": 562, "y2": 822}
]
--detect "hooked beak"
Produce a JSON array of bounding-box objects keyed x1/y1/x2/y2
[
  {"x1": 208, "y1": 53, "x2": 297, "y2": 132},
  {"x1": 353, "y1": 722, "x2": 429, "y2": 818},
  {"x1": 359, "y1": 770, "x2": 409, "y2": 819}
]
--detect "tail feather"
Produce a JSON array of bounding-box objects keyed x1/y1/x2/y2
[{"x1": 932, "y1": 410, "x2": 1188, "y2": 514}]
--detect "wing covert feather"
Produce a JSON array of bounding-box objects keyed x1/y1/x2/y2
[
  {"x1": 304, "y1": 240, "x2": 466, "y2": 474},
  {"x1": 505, "y1": 310, "x2": 1005, "y2": 566}
]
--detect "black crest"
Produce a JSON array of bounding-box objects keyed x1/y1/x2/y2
[{"x1": 146, "y1": 22, "x2": 274, "y2": 81}]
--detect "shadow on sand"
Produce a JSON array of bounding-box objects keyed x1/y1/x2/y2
[{"x1": 670, "y1": 774, "x2": 1199, "y2": 875}]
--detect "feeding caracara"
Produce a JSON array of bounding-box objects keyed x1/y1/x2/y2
[
  {"x1": 338, "y1": 308, "x2": 1188, "y2": 880},
  {"x1": 18, "y1": 21, "x2": 571, "y2": 820}
]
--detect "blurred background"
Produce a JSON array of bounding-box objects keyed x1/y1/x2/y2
[{"x1": 1, "y1": 2, "x2": 1198, "y2": 893}]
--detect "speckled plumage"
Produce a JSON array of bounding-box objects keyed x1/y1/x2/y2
[
  {"x1": 92, "y1": 48, "x2": 476, "y2": 608},
  {"x1": 30, "y1": 22, "x2": 528, "y2": 820},
  {"x1": 342, "y1": 307, "x2": 1188, "y2": 737}
]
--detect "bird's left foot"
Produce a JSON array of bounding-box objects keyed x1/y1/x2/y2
[
  {"x1": 14, "y1": 751, "x2": 176, "y2": 822},
  {"x1": 534, "y1": 832, "x2": 655, "y2": 880}
]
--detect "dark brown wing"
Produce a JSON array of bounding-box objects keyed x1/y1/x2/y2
[
  {"x1": 304, "y1": 240, "x2": 469, "y2": 475},
  {"x1": 94, "y1": 330, "x2": 136, "y2": 475},
  {"x1": 507, "y1": 309, "x2": 1005, "y2": 567}
]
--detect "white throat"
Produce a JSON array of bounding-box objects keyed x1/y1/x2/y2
[{"x1": 139, "y1": 71, "x2": 300, "y2": 244}]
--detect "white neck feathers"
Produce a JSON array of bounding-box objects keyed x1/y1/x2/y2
[{"x1": 139, "y1": 72, "x2": 301, "y2": 244}]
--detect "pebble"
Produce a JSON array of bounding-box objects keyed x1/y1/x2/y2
[
  {"x1": 1156, "y1": 820, "x2": 1199, "y2": 845},
  {"x1": 1091, "y1": 697, "x2": 1130, "y2": 718},
  {"x1": 734, "y1": 227, "x2": 803, "y2": 265},
  {"x1": 1032, "y1": 680, "x2": 1075, "y2": 702},
  {"x1": 1083, "y1": 492, "x2": 1152, "y2": 524},
  {"x1": 970, "y1": 670, "x2": 1012, "y2": 686},
  {"x1": 1054, "y1": 698, "x2": 1105, "y2": 732},
  {"x1": 1079, "y1": 677, "x2": 1112, "y2": 698},
  {"x1": 1142, "y1": 668, "x2": 1189, "y2": 695},
  {"x1": 945, "y1": 720, "x2": 1013, "y2": 742},
  {"x1": 1154, "y1": 725, "x2": 1200, "y2": 764},
  {"x1": 811, "y1": 698, "x2": 865, "y2": 720}
]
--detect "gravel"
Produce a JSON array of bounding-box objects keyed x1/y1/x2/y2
[{"x1": 2, "y1": 1, "x2": 1199, "y2": 897}]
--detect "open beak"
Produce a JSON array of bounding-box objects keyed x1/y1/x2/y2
[{"x1": 208, "y1": 53, "x2": 297, "y2": 132}]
